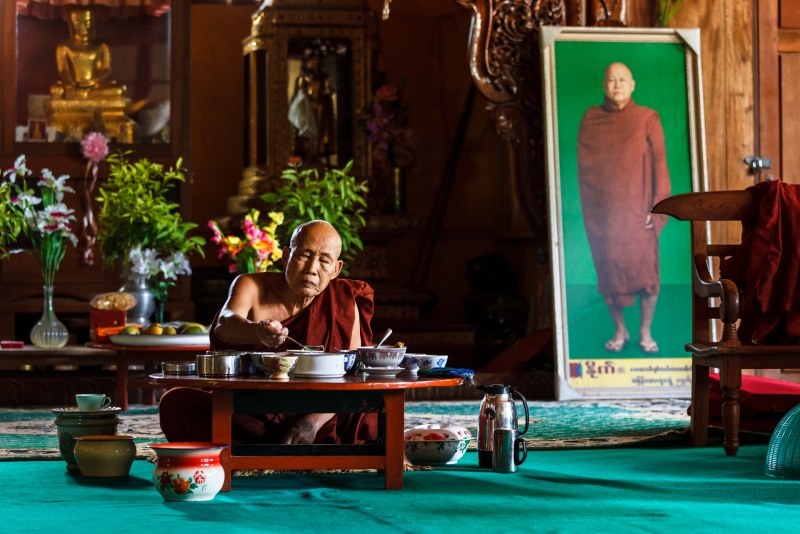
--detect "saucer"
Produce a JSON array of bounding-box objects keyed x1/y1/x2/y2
[
  {"x1": 52, "y1": 407, "x2": 122, "y2": 416},
  {"x1": 362, "y1": 366, "x2": 404, "y2": 377}
]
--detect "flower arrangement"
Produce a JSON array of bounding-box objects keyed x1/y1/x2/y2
[
  {"x1": 363, "y1": 82, "x2": 415, "y2": 169},
  {"x1": 261, "y1": 160, "x2": 368, "y2": 263},
  {"x1": 208, "y1": 209, "x2": 284, "y2": 274},
  {"x1": 127, "y1": 244, "x2": 192, "y2": 323},
  {"x1": 1, "y1": 155, "x2": 78, "y2": 285},
  {"x1": 76, "y1": 132, "x2": 110, "y2": 266},
  {"x1": 96, "y1": 152, "x2": 205, "y2": 265}
]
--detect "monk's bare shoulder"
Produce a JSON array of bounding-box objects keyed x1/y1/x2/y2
[{"x1": 232, "y1": 272, "x2": 284, "y2": 299}]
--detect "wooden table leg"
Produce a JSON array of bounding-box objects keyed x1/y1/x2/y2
[
  {"x1": 383, "y1": 390, "x2": 405, "y2": 490},
  {"x1": 690, "y1": 360, "x2": 709, "y2": 447},
  {"x1": 721, "y1": 356, "x2": 742, "y2": 457},
  {"x1": 212, "y1": 389, "x2": 234, "y2": 491},
  {"x1": 115, "y1": 352, "x2": 128, "y2": 411}
]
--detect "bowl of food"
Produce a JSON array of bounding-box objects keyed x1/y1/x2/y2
[
  {"x1": 259, "y1": 354, "x2": 298, "y2": 379},
  {"x1": 404, "y1": 423, "x2": 472, "y2": 466},
  {"x1": 417, "y1": 355, "x2": 448, "y2": 371},
  {"x1": 357, "y1": 346, "x2": 406, "y2": 368}
]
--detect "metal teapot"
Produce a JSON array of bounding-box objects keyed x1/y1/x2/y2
[{"x1": 476, "y1": 384, "x2": 529, "y2": 468}]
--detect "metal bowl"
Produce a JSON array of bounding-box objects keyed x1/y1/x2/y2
[
  {"x1": 196, "y1": 354, "x2": 240, "y2": 377},
  {"x1": 162, "y1": 361, "x2": 197, "y2": 375},
  {"x1": 201, "y1": 350, "x2": 255, "y2": 375}
]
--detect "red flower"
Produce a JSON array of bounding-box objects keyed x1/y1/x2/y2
[
  {"x1": 375, "y1": 84, "x2": 399, "y2": 102},
  {"x1": 159, "y1": 471, "x2": 172, "y2": 486},
  {"x1": 172, "y1": 476, "x2": 191, "y2": 494},
  {"x1": 193, "y1": 471, "x2": 206, "y2": 485}
]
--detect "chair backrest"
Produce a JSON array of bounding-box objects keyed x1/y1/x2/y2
[{"x1": 652, "y1": 190, "x2": 760, "y2": 345}]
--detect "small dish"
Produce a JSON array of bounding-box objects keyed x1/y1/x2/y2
[
  {"x1": 362, "y1": 366, "x2": 404, "y2": 377},
  {"x1": 162, "y1": 361, "x2": 196, "y2": 375}
]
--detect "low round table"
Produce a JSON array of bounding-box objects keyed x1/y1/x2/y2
[{"x1": 149, "y1": 373, "x2": 463, "y2": 490}]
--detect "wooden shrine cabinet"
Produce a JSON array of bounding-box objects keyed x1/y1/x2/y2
[{"x1": 0, "y1": 0, "x2": 193, "y2": 341}]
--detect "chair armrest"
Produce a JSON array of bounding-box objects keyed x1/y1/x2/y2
[{"x1": 692, "y1": 254, "x2": 740, "y2": 323}]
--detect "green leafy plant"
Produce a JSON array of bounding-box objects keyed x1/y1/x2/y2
[
  {"x1": 658, "y1": 0, "x2": 690, "y2": 27},
  {"x1": 261, "y1": 160, "x2": 368, "y2": 261},
  {"x1": 96, "y1": 152, "x2": 205, "y2": 266},
  {"x1": 0, "y1": 181, "x2": 25, "y2": 260}
]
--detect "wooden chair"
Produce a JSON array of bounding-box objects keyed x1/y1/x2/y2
[{"x1": 652, "y1": 190, "x2": 800, "y2": 456}]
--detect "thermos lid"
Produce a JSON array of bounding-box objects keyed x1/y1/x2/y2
[{"x1": 476, "y1": 384, "x2": 511, "y2": 395}]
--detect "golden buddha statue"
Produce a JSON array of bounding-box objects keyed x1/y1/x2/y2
[
  {"x1": 46, "y1": 7, "x2": 134, "y2": 143},
  {"x1": 289, "y1": 50, "x2": 336, "y2": 164}
]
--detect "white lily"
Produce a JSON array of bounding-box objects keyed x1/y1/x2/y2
[
  {"x1": 37, "y1": 169, "x2": 75, "y2": 194},
  {"x1": 3, "y1": 155, "x2": 32, "y2": 184}
]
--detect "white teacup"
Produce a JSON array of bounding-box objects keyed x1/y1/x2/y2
[{"x1": 76, "y1": 394, "x2": 111, "y2": 412}]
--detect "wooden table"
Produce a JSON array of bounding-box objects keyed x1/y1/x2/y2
[
  {"x1": 149, "y1": 373, "x2": 463, "y2": 491},
  {"x1": 0, "y1": 345, "x2": 116, "y2": 369},
  {"x1": 88, "y1": 343, "x2": 209, "y2": 410}
]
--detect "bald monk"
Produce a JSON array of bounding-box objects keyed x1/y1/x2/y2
[
  {"x1": 159, "y1": 220, "x2": 377, "y2": 444},
  {"x1": 577, "y1": 62, "x2": 671, "y2": 354}
]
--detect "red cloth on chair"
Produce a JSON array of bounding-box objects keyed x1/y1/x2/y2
[
  {"x1": 690, "y1": 373, "x2": 800, "y2": 433},
  {"x1": 720, "y1": 180, "x2": 800, "y2": 345}
]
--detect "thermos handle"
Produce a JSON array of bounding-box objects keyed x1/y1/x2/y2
[
  {"x1": 514, "y1": 437, "x2": 527, "y2": 466},
  {"x1": 512, "y1": 388, "x2": 529, "y2": 435}
]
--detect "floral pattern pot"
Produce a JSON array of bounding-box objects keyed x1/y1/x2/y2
[
  {"x1": 149, "y1": 442, "x2": 229, "y2": 502},
  {"x1": 259, "y1": 355, "x2": 297, "y2": 379},
  {"x1": 403, "y1": 423, "x2": 472, "y2": 466}
]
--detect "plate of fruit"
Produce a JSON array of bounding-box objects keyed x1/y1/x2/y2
[{"x1": 109, "y1": 322, "x2": 210, "y2": 347}]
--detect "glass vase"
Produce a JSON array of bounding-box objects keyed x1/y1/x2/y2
[{"x1": 30, "y1": 285, "x2": 69, "y2": 349}]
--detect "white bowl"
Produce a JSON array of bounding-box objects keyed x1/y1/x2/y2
[
  {"x1": 417, "y1": 355, "x2": 448, "y2": 370},
  {"x1": 404, "y1": 440, "x2": 470, "y2": 466},
  {"x1": 292, "y1": 352, "x2": 345, "y2": 377},
  {"x1": 356, "y1": 346, "x2": 406, "y2": 368},
  {"x1": 403, "y1": 423, "x2": 472, "y2": 466}
]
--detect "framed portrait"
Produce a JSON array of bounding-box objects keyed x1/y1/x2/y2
[{"x1": 540, "y1": 27, "x2": 708, "y2": 399}]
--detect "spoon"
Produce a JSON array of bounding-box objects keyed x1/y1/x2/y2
[
  {"x1": 374, "y1": 328, "x2": 392, "y2": 348},
  {"x1": 284, "y1": 334, "x2": 324, "y2": 352}
]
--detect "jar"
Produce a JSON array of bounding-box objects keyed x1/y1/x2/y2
[{"x1": 149, "y1": 442, "x2": 229, "y2": 502}]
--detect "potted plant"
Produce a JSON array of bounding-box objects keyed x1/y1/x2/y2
[
  {"x1": 261, "y1": 160, "x2": 368, "y2": 265},
  {"x1": 96, "y1": 152, "x2": 205, "y2": 324}
]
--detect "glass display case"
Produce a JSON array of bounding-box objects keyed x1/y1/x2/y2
[{"x1": 2, "y1": 0, "x2": 189, "y2": 168}]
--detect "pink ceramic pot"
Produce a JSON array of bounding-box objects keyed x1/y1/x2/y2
[{"x1": 149, "y1": 442, "x2": 229, "y2": 502}]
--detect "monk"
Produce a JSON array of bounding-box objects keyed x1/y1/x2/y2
[
  {"x1": 159, "y1": 220, "x2": 377, "y2": 444},
  {"x1": 577, "y1": 62, "x2": 671, "y2": 354}
]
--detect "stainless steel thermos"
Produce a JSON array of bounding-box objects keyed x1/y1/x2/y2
[
  {"x1": 476, "y1": 384, "x2": 529, "y2": 468},
  {"x1": 492, "y1": 428, "x2": 527, "y2": 473}
]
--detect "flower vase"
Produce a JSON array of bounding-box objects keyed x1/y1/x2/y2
[
  {"x1": 30, "y1": 285, "x2": 69, "y2": 348},
  {"x1": 153, "y1": 299, "x2": 165, "y2": 325},
  {"x1": 120, "y1": 268, "x2": 155, "y2": 326}
]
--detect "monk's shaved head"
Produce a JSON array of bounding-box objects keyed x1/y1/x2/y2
[
  {"x1": 603, "y1": 62, "x2": 636, "y2": 109},
  {"x1": 290, "y1": 220, "x2": 342, "y2": 259}
]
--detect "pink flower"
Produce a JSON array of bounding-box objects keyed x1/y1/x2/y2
[
  {"x1": 81, "y1": 132, "x2": 109, "y2": 163},
  {"x1": 375, "y1": 84, "x2": 399, "y2": 102}
]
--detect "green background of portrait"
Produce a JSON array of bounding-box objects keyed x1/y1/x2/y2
[{"x1": 554, "y1": 40, "x2": 694, "y2": 360}]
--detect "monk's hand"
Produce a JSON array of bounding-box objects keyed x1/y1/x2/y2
[
  {"x1": 256, "y1": 319, "x2": 289, "y2": 348},
  {"x1": 645, "y1": 215, "x2": 654, "y2": 230},
  {"x1": 282, "y1": 414, "x2": 334, "y2": 445}
]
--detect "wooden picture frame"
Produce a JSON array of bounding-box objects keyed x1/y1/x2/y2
[{"x1": 540, "y1": 27, "x2": 708, "y2": 399}]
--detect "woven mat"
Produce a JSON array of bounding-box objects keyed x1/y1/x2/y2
[{"x1": 0, "y1": 400, "x2": 693, "y2": 467}]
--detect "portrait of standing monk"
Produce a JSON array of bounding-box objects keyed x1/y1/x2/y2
[{"x1": 577, "y1": 62, "x2": 671, "y2": 355}]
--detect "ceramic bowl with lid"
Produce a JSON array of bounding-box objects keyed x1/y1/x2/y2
[{"x1": 403, "y1": 423, "x2": 472, "y2": 466}]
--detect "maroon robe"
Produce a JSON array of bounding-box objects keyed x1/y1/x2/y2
[
  {"x1": 720, "y1": 180, "x2": 800, "y2": 344},
  {"x1": 159, "y1": 278, "x2": 378, "y2": 444},
  {"x1": 577, "y1": 98, "x2": 671, "y2": 307}
]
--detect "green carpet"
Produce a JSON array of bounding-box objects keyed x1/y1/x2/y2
[
  {"x1": 0, "y1": 400, "x2": 691, "y2": 460},
  {"x1": 2, "y1": 446, "x2": 798, "y2": 533}
]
